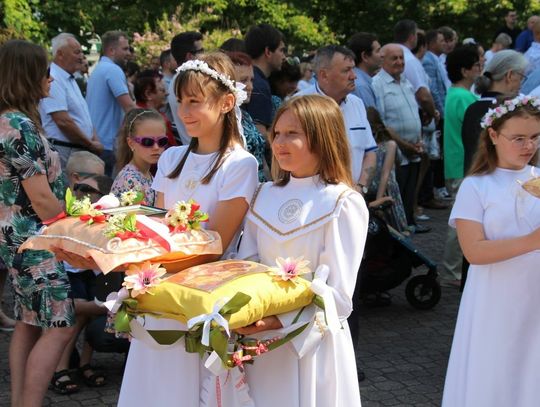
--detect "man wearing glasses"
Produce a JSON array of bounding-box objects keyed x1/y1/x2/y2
[{"x1": 166, "y1": 31, "x2": 205, "y2": 146}]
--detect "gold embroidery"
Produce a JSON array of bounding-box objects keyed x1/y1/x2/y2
[{"x1": 249, "y1": 184, "x2": 352, "y2": 236}]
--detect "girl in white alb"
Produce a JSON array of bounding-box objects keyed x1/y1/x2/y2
[
  {"x1": 442, "y1": 96, "x2": 540, "y2": 407},
  {"x1": 118, "y1": 53, "x2": 258, "y2": 406},
  {"x1": 205, "y1": 95, "x2": 368, "y2": 406}
]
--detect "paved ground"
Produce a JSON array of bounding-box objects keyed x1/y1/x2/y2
[{"x1": 0, "y1": 206, "x2": 460, "y2": 406}]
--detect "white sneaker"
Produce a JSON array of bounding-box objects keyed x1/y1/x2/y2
[{"x1": 435, "y1": 187, "x2": 452, "y2": 200}]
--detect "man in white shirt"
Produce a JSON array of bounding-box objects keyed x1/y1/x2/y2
[
  {"x1": 372, "y1": 44, "x2": 427, "y2": 231},
  {"x1": 40, "y1": 33, "x2": 103, "y2": 168},
  {"x1": 296, "y1": 45, "x2": 377, "y2": 194},
  {"x1": 394, "y1": 20, "x2": 440, "y2": 124}
]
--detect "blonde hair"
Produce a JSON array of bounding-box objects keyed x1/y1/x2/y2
[
  {"x1": 468, "y1": 103, "x2": 540, "y2": 175},
  {"x1": 167, "y1": 52, "x2": 243, "y2": 182},
  {"x1": 66, "y1": 151, "x2": 105, "y2": 177},
  {"x1": 270, "y1": 95, "x2": 353, "y2": 187},
  {"x1": 115, "y1": 108, "x2": 165, "y2": 172}
]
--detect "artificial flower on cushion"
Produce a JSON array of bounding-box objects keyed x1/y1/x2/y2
[
  {"x1": 123, "y1": 261, "x2": 167, "y2": 297},
  {"x1": 165, "y1": 199, "x2": 209, "y2": 233},
  {"x1": 20, "y1": 192, "x2": 222, "y2": 273},
  {"x1": 269, "y1": 256, "x2": 311, "y2": 283}
]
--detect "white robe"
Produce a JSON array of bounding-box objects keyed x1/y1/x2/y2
[
  {"x1": 203, "y1": 175, "x2": 368, "y2": 406},
  {"x1": 118, "y1": 145, "x2": 258, "y2": 407},
  {"x1": 442, "y1": 166, "x2": 540, "y2": 407}
]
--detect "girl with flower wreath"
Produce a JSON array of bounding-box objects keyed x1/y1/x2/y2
[
  {"x1": 442, "y1": 96, "x2": 540, "y2": 407},
  {"x1": 112, "y1": 108, "x2": 168, "y2": 206},
  {"x1": 117, "y1": 52, "x2": 259, "y2": 406},
  {"x1": 217, "y1": 94, "x2": 368, "y2": 406}
]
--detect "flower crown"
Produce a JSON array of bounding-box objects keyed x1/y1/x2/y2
[
  {"x1": 480, "y1": 95, "x2": 540, "y2": 129},
  {"x1": 177, "y1": 59, "x2": 247, "y2": 107}
]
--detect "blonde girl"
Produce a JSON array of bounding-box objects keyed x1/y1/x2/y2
[
  {"x1": 118, "y1": 52, "x2": 258, "y2": 406},
  {"x1": 112, "y1": 108, "x2": 167, "y2": 206},
  {"x1": 442, "y1": 96, "x2": 540, "y2": 407}
]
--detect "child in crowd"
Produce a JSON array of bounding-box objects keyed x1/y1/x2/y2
[
  {"x1": 118, "y1": 52, "x2": 258, "y2": 406},
  {"x1": 112, "y1": 108, "x2": 168, "y2": 206},
  {"x1": 442, "y1": 96, "x2": 540, "y2": 407},
  {"x1": 230, "y1": 94, "x2": 368, "y2": 406}
]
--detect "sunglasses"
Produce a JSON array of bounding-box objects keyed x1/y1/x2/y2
[
  {"x1": 73, "y1": 183, "x2": 103, "y2": 196},
  {"x1": 131, "y1": 136, "x2": 169, "y2": 148}
]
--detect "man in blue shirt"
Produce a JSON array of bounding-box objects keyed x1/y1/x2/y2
[
  {"x1": 347, "y1": 32, "x2": 381, "y2": 109},
  {"x1": 40, "y1": 33, "x2": 103, "y2": 169},
  {"x1": 86, "y1": 31, "x2": 135, "y2": 175},
  {"x1": 244, "y1": 24, "x2": 286, "y2": 136},
  {"x1": 515, "y1": 15, "x2": 539, "y2": 52}
]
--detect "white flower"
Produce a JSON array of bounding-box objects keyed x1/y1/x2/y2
[
  {"x1": 120, "y1": 191, "x2": 139, "y2": 206},
  {"x1": 481, "y1": 95, "x2": 540, "y2": 129},
  {"x1": 269, "y1": 256, "x2": 311, "y2": 282}
]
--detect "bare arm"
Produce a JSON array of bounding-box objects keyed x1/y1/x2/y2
[
  {"x1": 50, "y1": 111, "x2": 103, "y2": 154},
  {"x1": 358, "y1": 151, "x2": 377, "y2": 187},
  {"x1": 21, "y1": 174, "x2": 64, "y2": 221},
  {"x1": 376, "y1": 141, "x2": 396, "y2": 200},
  {"x1": 117, "y1": 94, "x2": 136, "y2": 113},
  {"x1": 456, "y1": 219, "x2": 540, "y2": 265}
]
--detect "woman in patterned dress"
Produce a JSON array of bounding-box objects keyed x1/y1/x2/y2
[{"x1": 0, "y1": 40, "x2": 76, "y2": 406}]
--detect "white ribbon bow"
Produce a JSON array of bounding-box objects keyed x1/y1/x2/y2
[
  {"x1": 310, "y1": 264, "x2": 341, "y2": 332},
  {"x1": 187, "y1": 298, "x2": 231, "y2": 347},
  {"x1": 103, "y1": 287, "x2": 129, "y2": 313}
]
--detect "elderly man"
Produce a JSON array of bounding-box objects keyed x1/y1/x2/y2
[
  {"x1": 394, "y1": 20, "x2": 439, "y2": 124},
  {"x1": 372, "y1": 44, "x2": 429, "y2": 233},
  {"x1": 39, "y1": 33, "x2": 103, "y2": 169},
  {"x1": 297, "y1": 45, "x2": 377, "y2": 195},
  {"x1": 86, "y1": 30, "x2": 136, "y2": 175},
  {"x1": 347, "y1": 32, "x2": 382, "y2": 109}
]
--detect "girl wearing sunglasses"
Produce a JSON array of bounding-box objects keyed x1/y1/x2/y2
[{"x1": 112, "y1": 108, "x2": 168, "y2": 206}]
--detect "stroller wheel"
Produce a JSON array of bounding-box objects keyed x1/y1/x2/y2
[{"x1": 405, "y1": 275, "x2": 441, "y2": 310}]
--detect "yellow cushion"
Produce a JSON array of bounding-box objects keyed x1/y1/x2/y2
[{"x1": 134, "y1": 260, "x2": 314, "y2": 329}]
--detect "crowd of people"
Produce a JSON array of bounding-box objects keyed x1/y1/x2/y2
[{"x1": 1, "y1": 6, "x2": 540, "y2": 407}]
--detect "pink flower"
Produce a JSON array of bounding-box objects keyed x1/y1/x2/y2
[
  {"x1": 123, "y1": 261, "x2": 167, "y2": 297},
  {"x1": 269, "y1": 256, "x2": 311, "y2": 282}
]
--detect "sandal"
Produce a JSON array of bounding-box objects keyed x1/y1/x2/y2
[
  {"x1": 79, "y1": 364, "x2": 106, "y2": 387},
  {"x1": 49, "y1": 370, "x2": 79, "y2": 395}
]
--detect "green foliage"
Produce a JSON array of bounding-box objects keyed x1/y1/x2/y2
[{"x1": 1, "y1": 0, "x2": 45, "y2": 43}]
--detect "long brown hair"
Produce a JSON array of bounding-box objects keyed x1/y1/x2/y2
[
  {"x1": 115, "y1": 108, "x2": 165, "y2": 172},
  {"x1": 270, "y1": 95, "x2": 354, "y2": 187},
  {"x1": 167, "y1": 52, "x2": 243, "y2": 182},
  {"x1": 0, "y1": 40, "x2": 49, "y2": 126},
  {"x1": 468, "y1": 103, "x2": 540, "y2": 175}
]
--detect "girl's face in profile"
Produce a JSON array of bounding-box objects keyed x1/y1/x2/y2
[
  {"x1": 128, "y1": 118, "x2": 167, "y2": 166},
  {"x1": 489, "y1": 115, "x2": 540, "y2": 170},
  {"x1": 272, "y1": 109, "x2": 319, "y2": 178}
]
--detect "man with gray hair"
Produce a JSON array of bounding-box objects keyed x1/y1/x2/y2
[
  {"x1": 484, "y1": 33, "x2": 512, "y2": 65},
  {"x1": 296, "y1": 45, "x2": 377, "y2": 194},
  {"x1": 516, "y1": 15, "x2": 540, "y2": 52},
  {"x1": 86, "y1": 30, "x2": 136, "y2": 175},
  {"x1": 39, "y1": 33, "x2": 103, "y2": 168}
]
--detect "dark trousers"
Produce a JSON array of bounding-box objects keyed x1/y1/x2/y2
[
  {"x1": 85, "y1": 315, "x2": 130, "y2": 354},
  {"x1": 396, "y1": 162, "x2": 420, "y2": 225}
]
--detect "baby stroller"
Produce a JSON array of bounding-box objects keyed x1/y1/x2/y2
[{"x1": 356, "y1": 202, "x2": 441, "y2": 310}]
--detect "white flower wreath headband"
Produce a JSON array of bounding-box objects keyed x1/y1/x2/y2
[
  {"x1": 176, "y1": 59, "x2": 247, "y2": 107},
  {"x1": 480, "y1": 95, "x2": 540, "y2": 129}
]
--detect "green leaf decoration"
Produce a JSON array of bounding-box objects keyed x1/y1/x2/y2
[
  {"x1": 147, "y1": 330, "x2": 186, "y2": 345},
  {"x1": 266, "y1": 322, "x2": 309, "y2": 351},
  {"x1": 134, "y1": 191, "x2": 145, "y2": 204},
  {"x1": 65, "y1": 188, "x2": 75, "y2": 215},
  {"x1": 219, "y1": 292, "x2": 251, "y2": 316},
  {"x1": 114, "y1": 308, "x2": 131, "y2": 333},
  {"x1": 313, "y1": 294, "x2": 325, "y2": 310},
  {"x1": 209, "y1": 328, "x2": 228, "y2": 362},
  {"x1": 124, "y1": 213, "x2": 137, "y2": 232}
]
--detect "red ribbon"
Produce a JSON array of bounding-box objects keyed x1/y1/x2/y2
[
  {"x1": 79, "y1": 214, "x2": 107, "y2": 223},
  {"x1": 115, "y1": 221, "x2": 171, "y2": 252},
  {"x1": 42, "y1": 211, "x2": 67, "y2": 226},
  {"x1": 232, "y1": 352, "x2": 252, "y2": 368}
]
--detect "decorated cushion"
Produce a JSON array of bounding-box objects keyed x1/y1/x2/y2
[{"x1": 133, "y1": 259, "x2": 314, "y2": 329}]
